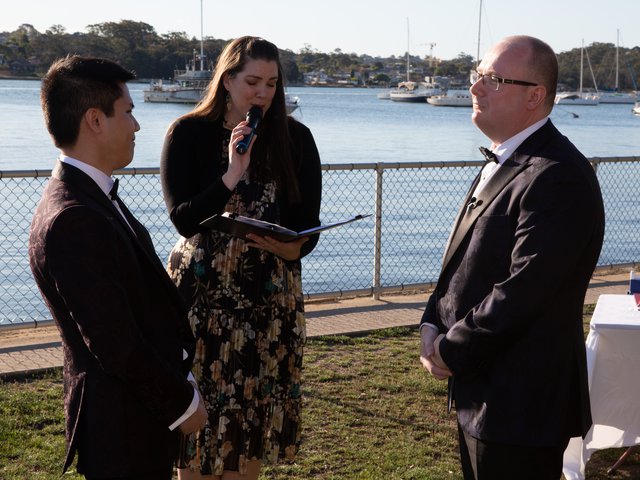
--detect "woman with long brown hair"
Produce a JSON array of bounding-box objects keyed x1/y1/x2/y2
[{"x1": 160, "y1": 36, "x2": 322, "y2": 479}]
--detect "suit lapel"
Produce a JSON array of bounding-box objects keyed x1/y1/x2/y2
[
  {"x1": 440, "y1": 120, "x2": 559, "y2": 272},
  {"x1": 442, "y1": 120, "x2": 561, "y2": 270},
  {"x1": 54, "y1": 163, "x2": 141, "y2": 249},
  {"x1": 441, "y1": 153, "x2": 531, "y2": 270},
  {"x1": 111, "y1": 193, "x2": 159, "y2": 259},
  {"x1": 53, "y1": 161, "x2": 116, "y2": 216},
  {"x1": 441, "y1": 171, "x2": 482, "y2": 263},
  {"x1": 53, "y1": 162, "x2": 182, "y2": 306}
]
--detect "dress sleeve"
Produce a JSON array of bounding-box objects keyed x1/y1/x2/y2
[
  {"x1": 160, "y1": 118, "x2": 233, "y2": 238},
  {"x1": 285, "y1": 120, "x2": 322, "y2": 259}
]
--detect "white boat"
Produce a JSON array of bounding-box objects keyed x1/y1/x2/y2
[
  {"x1": 599, "y1": 30, "x2": 637, "y2": 104},
  {"x1": 389, "y1": 81, "x2": 442, "y2": 102},
  {"x1": 145, "y1": 65, "x2": 299, "y2": 113},
  {"x1": 555, "y1": 40, "x2": 599, "y2": 105},
  {"x1": 145, "y1": 0, "x2": 210, "y2": 105},
  {"x1": 284, "y1": 93, "x2": 300, "y2": 114},
  {"x1": 599, "y1": 92, "x2": 637, "y2": 104},
  {"x1": 555, "y1": 92, "x2": 599, "y2": 106},
  {"x1": 387, "y1": 18, "x2": 444, "y2": 103},
  {"x1": 427, "y1": 89, "x2": 472, "y2": 107},
  {"x1": 143, "y1": 0, "x2": 298, "y2": 113},
  {"x1": 144, "y1": 58, "x2": 211, "y2": 104},
  {"x1": 632, "y1": 102, "x2": 640, "y2": 115}
]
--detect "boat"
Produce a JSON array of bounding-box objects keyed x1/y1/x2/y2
[
  {"x1": 143, "y1": 54, "x2": 211, "y2": 104},
  {"x1": 600, "y1": 92, "x2": 637, "y2": 104},
  {"x1": 555, "y1": 92, "x2": 599, "y2": 105},
  {"x1": 427, "y1": 89, "x2": 472, "y2": 107},
  {"x1": 144, "y1": 0, "x2": 209, "y2": 105},
  {"x1": 143, "y1": 0, "x2": 299, "y2": 113},
  {"x1": 144, "y1": 54, "x2": 300, "y2": 113},
  {"x1": 387, "y1": 18, "x2": 444, "y2": 103},
  {"x1": 555, "y1": 41, "x2": 599, "y2": 105},
  {"x1": 389, "y1": 80, "x2": 442, "y2": 102},
  {"x1": 632, "y1": 102, "x2": 640, "y2": 115},
  {"x1": 599, "y1": 30, "x2": 637, "y2": 104}
]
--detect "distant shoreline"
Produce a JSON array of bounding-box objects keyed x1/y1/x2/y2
[
  {"x1": 0, "y1": 74, "x2": 40, "y2": 81},
  {"x1": 0, "y1": 76, "x2": 383, "y2": 89}
]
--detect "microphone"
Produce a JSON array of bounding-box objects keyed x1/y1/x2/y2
[{"x1": 235, "y1": 105, "x2": 263, "y2": 154}]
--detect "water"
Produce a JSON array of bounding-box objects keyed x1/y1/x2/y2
[
  {"x1": 2, "y1": 79, "x2": 640, "y2": 325},
  {"x1": 2, "y1": 79, "x2": 640, "y2": 170}
]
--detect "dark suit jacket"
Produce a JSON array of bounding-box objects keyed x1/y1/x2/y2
[
  {"x1": 29, "y1": 161, "x2": 196, "y2": 477},
  {"x1": 421, "y1": 120, "x2": 604, "y2": 447}
]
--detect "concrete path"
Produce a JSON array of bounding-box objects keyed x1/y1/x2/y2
[{"x1": 0, "y1": 268, "x2": 633, "y2": 379}]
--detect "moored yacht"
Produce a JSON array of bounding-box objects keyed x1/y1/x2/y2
[
  {"x1": 554, "y1": 92, "x2": 599, "y2": 106},
  {"x1": 599, "y1": 92, "x2": 638, "y2": 104},
  {"x1": 427, "y1": 89, "x2": 472, "y2": 107},
  {"x1": 555, "y1": 40, "x2": 599, "y2": 105},
  {"x1": 599, "y1": 30, "x2": 637, "y2": 104}
]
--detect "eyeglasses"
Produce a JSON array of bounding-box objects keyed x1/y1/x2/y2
[{"x1": 471, "y1": 70, "x2": 538, "y2": 91}]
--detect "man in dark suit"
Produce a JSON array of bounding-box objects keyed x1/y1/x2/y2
[
  {"x1": 29, "y1": 56, "x2": 207, "y2": 480},
  {"x1": 419, "y1": 36, "x2": 604, "y2": 479}
]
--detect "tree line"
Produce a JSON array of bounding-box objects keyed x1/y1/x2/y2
[{"x1": 2, "y1": 21, "x2": 639, "y2": 91}]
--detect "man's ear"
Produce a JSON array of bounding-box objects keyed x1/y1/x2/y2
[
  {"x1": 527, "y1": 86, "x2": 547, "y2": 110},
  {"x1": 83, "y1": 108, "x2": 104, "y2": 133}
]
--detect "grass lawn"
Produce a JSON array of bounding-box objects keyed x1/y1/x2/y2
[{"x1": 1, "y1": 310, "x2": 638, "y2": 479}]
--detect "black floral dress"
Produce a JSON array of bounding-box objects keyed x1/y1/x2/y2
[{"x1": 167, "y1": 134, "x2": 306, "y2": 475}]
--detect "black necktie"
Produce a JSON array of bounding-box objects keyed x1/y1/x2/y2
[{"x1": 479, "y1": 146, "x2": 498, "y2": 163}]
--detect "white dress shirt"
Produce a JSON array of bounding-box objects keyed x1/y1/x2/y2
[{"x1": 472, "y1": 116, "x2": 549, "y2": 197}]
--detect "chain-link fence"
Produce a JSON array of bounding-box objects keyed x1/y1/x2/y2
[{"x1": 2, "y1": 157, "x2": 639, "y2": 327}]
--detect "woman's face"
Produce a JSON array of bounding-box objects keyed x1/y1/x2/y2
[{"x1": 223, "y1": 58, "x2": 279, "y2": 123}]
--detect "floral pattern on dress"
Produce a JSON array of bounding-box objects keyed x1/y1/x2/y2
[{"x1": 166, "y1": 134, "x2": 306, "y2": 476}]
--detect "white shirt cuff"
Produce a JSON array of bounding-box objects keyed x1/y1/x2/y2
[
  {"x1": 419, "y1": 322, "x2": 439, "y2": 333},
  {"x1": 169, "y1": 385, "x2": 199, "y2": 431},
  {"x1": 168, "y1": 349, "x2": 199, "y2": 431}
]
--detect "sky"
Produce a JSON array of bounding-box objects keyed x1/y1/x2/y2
[{"x1": 2, "y1": 0, "x2": 640, "y2": 61}]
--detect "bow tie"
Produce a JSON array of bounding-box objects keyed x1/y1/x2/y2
[
  {"x1": 109, "y1": 178, "x2": 119, "y2": 201},
  {"x1": 479, "y1": 146, "x2": 498, "y2": 164}
]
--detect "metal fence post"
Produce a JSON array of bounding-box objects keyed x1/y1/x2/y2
[{"x1": 372, "y1": 164, "x2": 384, "y2": 299}]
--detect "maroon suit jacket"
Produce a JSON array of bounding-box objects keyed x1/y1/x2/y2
[
  {"x1": 421, "y1": 121, "x2": 604, "y2": 447},
  {"x1": 29, "y1": 161, "x2": 195, "y2": 477}
]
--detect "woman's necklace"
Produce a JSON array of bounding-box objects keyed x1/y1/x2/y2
[{"x1": 223, "y1": 114, "x2": 242, "y2": 131}]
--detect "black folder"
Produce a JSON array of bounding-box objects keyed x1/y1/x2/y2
[{"x1": 200, "y1": 213, "x2": 371, "y2": 242}]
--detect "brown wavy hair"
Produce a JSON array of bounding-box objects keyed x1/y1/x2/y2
[{"x1": 187, "y1": 36, "x2": 300, "y2": 203}]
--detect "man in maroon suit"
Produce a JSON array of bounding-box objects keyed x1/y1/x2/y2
[{"x1": 29, "y1": 56, "x2": 207, "y2": 480}]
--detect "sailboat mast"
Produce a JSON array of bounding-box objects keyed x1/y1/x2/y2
[
  {"x1": 615, "y1": 29, "x2": 619, "y2": 92},
  {"x1": 199, "y1": 0, "x2": 204, "y2": 71},
  {"x1": 580, "y1": 39, "x2": 584, "y2": 95},
  {"x1": 406, "y1": 17, "x2": 410, "y2": 82},
  {"x1": 476, "y1": 0, "x2": 482, "y2": 68}
]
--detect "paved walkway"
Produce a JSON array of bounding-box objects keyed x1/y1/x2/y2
[{"x1": 0, "y1": 268, "x2": 633, "y2": 379}]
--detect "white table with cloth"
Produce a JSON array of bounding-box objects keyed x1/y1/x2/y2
[{"x1": 562, "y1": 294, "x2": 640, "y2": 480}]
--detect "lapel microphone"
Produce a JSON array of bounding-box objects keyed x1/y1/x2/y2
[
  {"x1": 235, "y1": 105, "x2": 263, "y2": 154},
  {"x1": 467, "y1": 197, "x2": 483, "y2": 210},
  {"x1": 479, "y1": 146, "x2": 498, "y2": 163}
]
